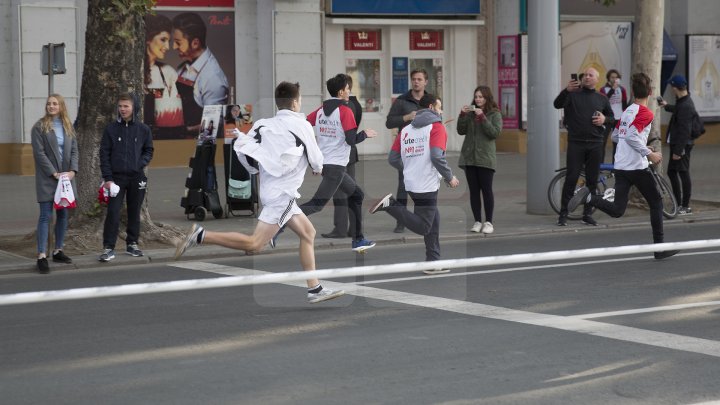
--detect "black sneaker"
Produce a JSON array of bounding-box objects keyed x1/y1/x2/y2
[
  {"x1": 393, "y1": 224, "x2": 405, "y2": 233},
  {"x1": 655, "y1": 250, "x2": 680, "y2": 260},
  {"x1": 557, "y1": 214, "x2": 568, "y2": 226},
  {"x1": 568, "y1": 187, "x2": 591, "y2": 212},
  {"x1": 126, "y1": 243, "x2": 144, "y2": 257},
  {"x1": 582, "y1": 215, "x2": 598, "y2": 226},
  {"x1": 52, "y1": 250, "x2": 72, "y2": 264},
  {"x1": 369, "y1": 193, "x2": 394, "y2": 214},
  {"x1": 37, "y1": 257, "x2": 50, "y2": 274}
]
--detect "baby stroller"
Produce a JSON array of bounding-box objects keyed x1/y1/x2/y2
[
  {"x1": 180, "y1": 140, "x2": 224, "y2": 221},
  {"x1": 223, "y1": 137, "x2": 258, "y2": 217}
]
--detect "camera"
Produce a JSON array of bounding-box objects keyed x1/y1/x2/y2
[
  {"x1": 656, "y1": 96, "x2": 664, "y2": 104},
  {"x1": 469, "y1": 105, "x2": 476, "y2": 111}
]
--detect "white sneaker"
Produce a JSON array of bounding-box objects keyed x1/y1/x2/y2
[
  {"x1": 423, "y1": 268, "x2": 451, "y2": 275},
  {"x1": 307, "y1": 288, "x2": 345, "y2": 304},
  {"x1": 174, "y1": 223, "x2": 204, "y2": 260},
  {"x1": 481, "y1": 222, "x2": 494, "y2": 234},
  {"x1": 470, "y1": 221, "x2": 483, "y2": 233}
]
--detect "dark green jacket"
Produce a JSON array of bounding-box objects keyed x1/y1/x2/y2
[{"x1": 457, "y1": 109, "x2": 502, "y2": 170}]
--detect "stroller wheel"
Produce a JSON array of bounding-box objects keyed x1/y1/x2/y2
[
  {"x1": 194, "y1": 206, "x2": 207, "y2": 221},
  {"x1": 212, "y1": 208, "x2": 224, "y2": 219}
]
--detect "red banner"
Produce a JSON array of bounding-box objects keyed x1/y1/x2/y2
[
  {"x1": 344, "y1": 30, "x2": 381, "y2": 51},
  {"x1": 410, "y1": 30, "x2": 443, "y2": 50}
]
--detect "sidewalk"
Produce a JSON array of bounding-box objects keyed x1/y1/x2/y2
[{"x1": 2, "y1": 145, "x2": 719, "y2": 273}]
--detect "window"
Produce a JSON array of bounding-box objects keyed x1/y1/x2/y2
[{"x1": 346, "y1": 58, "x2": 381, "y2": 112}]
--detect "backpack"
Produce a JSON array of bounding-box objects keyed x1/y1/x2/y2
[{"x1": 691, "y1": 112, "x2": 706, "y2": 139}]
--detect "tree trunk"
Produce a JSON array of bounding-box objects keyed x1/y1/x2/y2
[
  {"x1": 68, "y1": 0, "x2": 182, "y2": 252},
  {"x1": 629, "y1": 0, "x2": 665, "y2": 209}
]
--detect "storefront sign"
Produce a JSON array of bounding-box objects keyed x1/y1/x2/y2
[
  {"x1": 155, "y1": 0, "x2": 234, "y2": 6},
  {"x1": 344, "y1": 30, "x2": 381, "y2": 51},
  {"x1": 498, "y1": 35, "x2": 519, "y2": 129},
  {"x1": 410, "y1": 31, "x2": 443, "y2": 51},
  {"x1": 328, "y1": 0, "x2": 480, "y2": 15}
]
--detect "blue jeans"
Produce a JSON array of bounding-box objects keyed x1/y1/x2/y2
[{"x1": 37, "y1": 201, "x2": 69, "y2": 254}]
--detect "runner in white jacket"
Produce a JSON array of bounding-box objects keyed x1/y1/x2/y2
[{"x1": 174, "y1": 82, "x2": 346, "y2": 304}]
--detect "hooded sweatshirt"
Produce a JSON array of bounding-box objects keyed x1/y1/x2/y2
[
  {"x1": 389, "y1": 109, "x2": 453, "y2": 193},
  {"x1": 306, "y1": 98, "x2": 367, "y2": 166}
]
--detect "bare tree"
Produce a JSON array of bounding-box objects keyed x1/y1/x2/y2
[{"x1": 70, "y1": 0, "x2": 181, "y2": 250}]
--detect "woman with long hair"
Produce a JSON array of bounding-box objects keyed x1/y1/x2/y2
[
  {"x1": 457, "y1": 85, "x2": 502, "y2": 234},
  {"x1": 144, "y1": 14, "x2": 183, "y2": 138},
  {"x1": 30, "y1": 94, "x2": 79, "y2": 274}
]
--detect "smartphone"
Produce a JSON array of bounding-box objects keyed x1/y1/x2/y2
[
  {"x1": 468, "y1": 105, "x2": 476, "y2": 111},
  {"x1": 571, "y1": 73, "x2": 578, "y2": 81},
  {"x1": 656, "y1": 96, "x2": 664, "y2": 104}
]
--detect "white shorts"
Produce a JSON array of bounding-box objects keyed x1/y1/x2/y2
[{"x1": 258, "y1": 196, "x2": 302, "y2": 227}]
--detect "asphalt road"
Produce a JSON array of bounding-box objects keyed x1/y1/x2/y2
[{"x1": 2, "y1": 222, "x2": 720, "y2": 405}]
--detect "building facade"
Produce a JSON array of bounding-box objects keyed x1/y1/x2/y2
[{"x1": 0, "y1": 0, "x2": 716, "y2": 174}]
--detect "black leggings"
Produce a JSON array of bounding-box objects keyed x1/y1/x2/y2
[
  {"x1": 667, "y1": 143, "x2": 693, "y2": 207},
  {"x1": 590, "y1": 169, "x2": 664, "y2": 243},
  {"x1": 561, "y1": 141, "x2": 604, "y2": 216},
  {"x1": 463, "y1": 166, "x2": 495, "y2": 223}
]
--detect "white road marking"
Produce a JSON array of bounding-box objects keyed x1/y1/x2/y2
[
  {"x1": 352, "y1": 249, "x2": 720, "y2": 285},
  {"x1": 173, "y1": 261, "x2": 720, "y2": 359}
]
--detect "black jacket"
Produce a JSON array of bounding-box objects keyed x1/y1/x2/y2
[
  {"x1": 100, "y1": 96, "x2": 154, "y2": 181},
  {"x1": 664, "y1": 94, "x2": 696, "y2": 156},
  {"x1": 554, "y1": 87, "x2": 615, "y2": 143},
  {"x1": 385, "y1": 90, "x2": 428, "y2": 131}
]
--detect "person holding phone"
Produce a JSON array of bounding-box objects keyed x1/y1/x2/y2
[
  {"x1": 600, "y1": 69, "x2": 629, "y2": 162},
  {"x1": 457, "y1": 86, "x2": 502, "y2": 234},
  {"x1": 553, "y1": 67, "x2": 615, "y2": 226}
]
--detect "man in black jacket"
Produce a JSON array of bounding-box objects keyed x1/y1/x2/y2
[
  {"x1": 99, "y1": 93, "x2": 154, "y2": 262},
  {"x1": 659, "y1": 74, "x2": 696, "y2": 215},
  {"x1": 553, "y1": 67, "x2": 615, "y2": 226},
  {"x1": 385, "y1": 69, "x2": 431, "y2": 233}
]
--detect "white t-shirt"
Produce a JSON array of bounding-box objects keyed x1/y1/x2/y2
[
  {"x1": 612, "y1": 103, "x2": 654, "y2": 171},
  {"x1": 393, "y1": 121, "x2": 448, "y2": 193},
  {"x1": 307, "y1": 102, "x2": 356, "y2": 166}
]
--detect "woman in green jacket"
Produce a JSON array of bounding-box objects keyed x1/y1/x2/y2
[{"x1": 457, "y1": 86, "x2": 502, "y2": 234}]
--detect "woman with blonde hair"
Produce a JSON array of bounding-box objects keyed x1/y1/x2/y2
[
  {"x1": 31, "y1": 93, "x2": 78, "y2": 274},
  {"x1": 457, "y1": 85, "x2": 502, "y2": 234}
]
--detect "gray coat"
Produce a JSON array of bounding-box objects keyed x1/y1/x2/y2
[{"x1": 31, "y1": 121, "x2": 79, "y2": 202}]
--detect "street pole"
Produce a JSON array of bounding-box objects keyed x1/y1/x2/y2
[
  {"x1": 47, "y1": 43, "x2": 54, "y2": 96},
  {"x1": 526, "y1": 0, "x2": 560, "y2": 214}
]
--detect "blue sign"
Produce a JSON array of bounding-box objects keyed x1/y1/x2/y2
[
  {"x1": 392, "y1": 57, "x2": 409, "y2": 95},
  {"x1": 330, "y1": 0, "x2": 480, "y2": 15}
]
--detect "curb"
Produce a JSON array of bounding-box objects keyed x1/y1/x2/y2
[{"x1": 2, "y1": 212, "x2": 718, "y2": 275}]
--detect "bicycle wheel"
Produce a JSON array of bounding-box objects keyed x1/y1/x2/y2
[
  {"x1": 547, "y1": 170, "x2": 595, "y2": 220},
  {"x1": 655, "y1": 173, "x2": 678, "y2": 219}
]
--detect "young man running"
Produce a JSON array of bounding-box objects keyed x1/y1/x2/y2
[
  {"x1": 568, "y1": 72, "x2": 680, "y2": 260},
  {"x1": 175, "y1": 82, "x2": 345, "y2": 303},
  {"x1": 369, "y1": 94, "x2": 460, "y2": 274},
  {"x1": 272, "y1": 74, "x2": 377, "y2": 252}
]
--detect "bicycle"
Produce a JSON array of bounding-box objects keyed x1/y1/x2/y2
[{"x1": 547, "y1": 162, "x2": 678, "y2": 220}]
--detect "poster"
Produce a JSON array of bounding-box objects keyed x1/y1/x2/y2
[
  {"x1": 197, "y1": 105, "x2": 224, "y2": 145},
  {"x1": 145, "y1": 6, "x2": 235, "y2": 140},
  {"x1": 223, "y1": 104, "x2": 254, "y2": 138},
  {"x1": 688, "y1": 35, "x2": 720, "y2": 119},
  {"x1": 560, "y1": 22, "x2": 632, "y2": 92},
  {"x1": 498, "y1": 35, "x2": 519, "y2": 129}
]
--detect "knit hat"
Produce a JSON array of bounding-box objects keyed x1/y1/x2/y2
[{"x1": 668, "y1": 75, "x2": 688, "y2": 88}]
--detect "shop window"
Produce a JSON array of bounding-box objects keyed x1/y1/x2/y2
[
  {"x1": 410, "y1": 59, "x2": 443, "y2": 99},
  {"x1": 346, "y1": 58, "x2": 381, "y2": 112}
]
